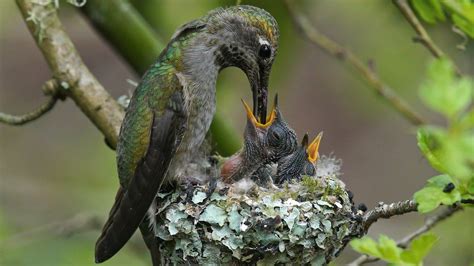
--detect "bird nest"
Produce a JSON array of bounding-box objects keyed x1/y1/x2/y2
[{"x1": 153, "y1": 156, "x2": 360, "y2": 265}]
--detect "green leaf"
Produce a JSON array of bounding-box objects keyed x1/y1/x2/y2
[
  {"x1": 351, "y1": 234, "x2": 438, "y2": 265},
  {"x1": 351, "y1": 235, "x2": 403, "y2": 264},
  {"x1": 415, "y1": 187, "x2": 445, "y2": 213},
  {"x1": 441, "y1": 132, "x2": 474, "y2": 181},
  {"x1": 414, "y1": 175, "x2": 462, "y2": 213},
  {"x1": 401, "y1": 233, "x2": 438, "y2": 264},
  {"x1": 411, "y1": 0, "x2": 445, "y2": 23},
  {"x1": 417, "y1": 127, "x2": 447, "y2": 173},
  {"x1": 378, "y1": 235, "x2": 402, "y2": 263},
  {"x1": 417, "y1": 126, "x2": 474, "y2": 181},
  {"x1": 350, "y1": 236, "x2": 383, "y2": 258},
  {"x1": 468, "y1": 179, "x2": 474, "y2": 194},
  {"x1": 427, "y1": 174, "x2": 454, "y2": 187},
  {"x1": 452, "y1": 14, "x2": 474, "y2": 38},
  {"x1": 419, "y1": 58, "x2": 472, "y2": 119},
  {"x1": 457, "y1": 109, "x2": 474, "y2": 131}
]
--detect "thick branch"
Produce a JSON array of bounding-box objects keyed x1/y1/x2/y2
[
  {"x1": 362, "y1": 200, "x2": 418, "y2": 231},
  {"x1": 284, "y1": 0, "x2": 426, "y2": 126},
  {"x1": 351, "y1": 206, "x2": 462, "y2": 265},
  {"x1": 16, "y1": 0, "x2": 125, "y2": 148}
]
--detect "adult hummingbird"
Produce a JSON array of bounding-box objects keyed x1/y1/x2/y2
[
  {"x1": 274, "y1": 132, "x2": 323, "y2": 185},
  {"x1": 95, "y1": 5, "x2": 279, "y2": 264}
]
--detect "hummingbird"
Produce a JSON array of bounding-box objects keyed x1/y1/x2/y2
[
  {"x1": 274, "y1": 132, "x2": 323, "y2": 185},
  {"x1": 221, "y1": 95, "x2": 297, "y2": 183},
  {"x1": 95, "y1": 5, "x2": 279, "y2": 264}
]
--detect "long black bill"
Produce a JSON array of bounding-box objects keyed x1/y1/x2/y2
[{"x1": 252, "y1": 74, "x2": 269, "y2": 124}]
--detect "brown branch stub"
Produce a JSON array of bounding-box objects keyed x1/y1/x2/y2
[
  {"x1": 362, "y1": 199, "x2": 417, "y2": 231},
  {"x1": 284, "y1": 0, "x2": 426, "y2": 126},
  {"x1": 0, "y1": 79, "x2": 61, "y2": 126},
  {"x1": 0, "y1": 96, "x2": 58, "y2": 126},
  {"x1": 351, "y1": 205, "x2": 462, "y2": 265},
  {"x1": 15, "y1": 0, "x2": 124, "y2": 148}
]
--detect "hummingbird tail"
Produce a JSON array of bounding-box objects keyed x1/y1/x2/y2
[{"x1": 95, "y1": 107, "x2": 186, "y2": 263}]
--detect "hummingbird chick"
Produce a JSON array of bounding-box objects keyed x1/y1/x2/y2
[
  {"x1": 221, "y1": 95, "x2": 297, "y2": 183},
  {"x1": 274, "y1": 132, "x2": 323, "y2": 185}
]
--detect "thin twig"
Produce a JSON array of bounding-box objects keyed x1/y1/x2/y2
[
  {"x1": 392, "y1": 0, "x2": 444, "y2": 58},
  {"x1": 0, "y1": 79, "x2": 61, "y2": 126},
  {"x1": 284, "y1": 0, "x2": 426, "y2": 126},
  {"x1": 16, "y1": 0, "x2": 125, "y2": 148},
  {"x1": 392, "y1": 0, "x2": 462, "y2": 75},
  {"x1": 0, "y1": 97, "x2": 58, "y2": 125},
  {"x1": 350, "y1": 206, "x2": 462, "y2": 265},
  {"x1": 398, "y1": 206, "x2": 460, "y2": 248}
]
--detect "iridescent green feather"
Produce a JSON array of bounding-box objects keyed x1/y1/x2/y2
[{"x1": 116, "y1": 32, "x2": 197, "y2": 186}]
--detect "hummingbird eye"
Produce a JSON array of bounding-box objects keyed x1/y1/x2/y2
[{"x1": 258, "y1": 44, "x2": 272, "y2": 59}]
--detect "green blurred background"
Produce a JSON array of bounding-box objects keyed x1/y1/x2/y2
[{"x1": 0, "y1": 0, "x2": 473, "y2": 265}]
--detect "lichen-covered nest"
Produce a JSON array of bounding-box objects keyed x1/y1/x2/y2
[{"x1": 153, "y1": 156, "x2": 359, "y2": 265}]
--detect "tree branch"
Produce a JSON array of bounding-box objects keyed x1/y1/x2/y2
[
  {"x1": 284, "y1": 0, "x2": 426, "y2": 126},
  {"x1": 398, "y1": 206, "x2": 460, "y2": 248},
  {"x1": 16, "y1": 0, "x2": 125, "y2": 148},
  {"x1": 392, "y1": 0, "x2": 462, "y2": 75},
  {"x1": 0, "y1": 79, "x2": 60, "y2": 125},
  {"x1": 362, "y1": 200, "x2": 418, "y2": 232},
  {"x1": 351, "y1": 205, "x2": 462, "y2": 265}
]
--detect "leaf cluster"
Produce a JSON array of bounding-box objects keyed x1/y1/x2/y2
[
  {"x1": 351, "y1": 233, "x2": 438, "y2": 266},
  {"x1": 415, "y1": 58, "x2": 474, "y2": 213},
  {"x1": 411, "y1": 0, "x2": 474, "y2": 38}
]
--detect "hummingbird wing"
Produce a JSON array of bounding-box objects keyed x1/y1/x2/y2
[{"x1": 95, "y1": 76, "x2": 187, "y2": 263}]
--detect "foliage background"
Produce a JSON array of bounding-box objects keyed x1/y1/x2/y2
[{"x1": 0, "y1": 0, "x2": 472, "y2": 265}]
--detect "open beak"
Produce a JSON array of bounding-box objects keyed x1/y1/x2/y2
[
  {"x1": 242, "y1": 98, "x2": 276, "y2": 129},
  {"x1": 307, "y1": 132, "x2": 323, "y2": 163}
]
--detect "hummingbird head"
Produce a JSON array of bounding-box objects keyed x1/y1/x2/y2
[
  {"x1": 274, "y1": 132, "x2": 323, "y2": 185},
  {"x1": 208, "y1": 5, "x2": 279, "y2": 123},
  {"x1": 264, "y1": 95, "x2": 297, "y2": 162}
]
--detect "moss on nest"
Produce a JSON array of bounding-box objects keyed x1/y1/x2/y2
[{"x1": 153, "y1": 156, "x2": 358, "y2": 265}]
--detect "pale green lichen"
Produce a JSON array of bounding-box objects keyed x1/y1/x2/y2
[{"x1": 154, "y1": 172, "x2": 359, "y2": 265}]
